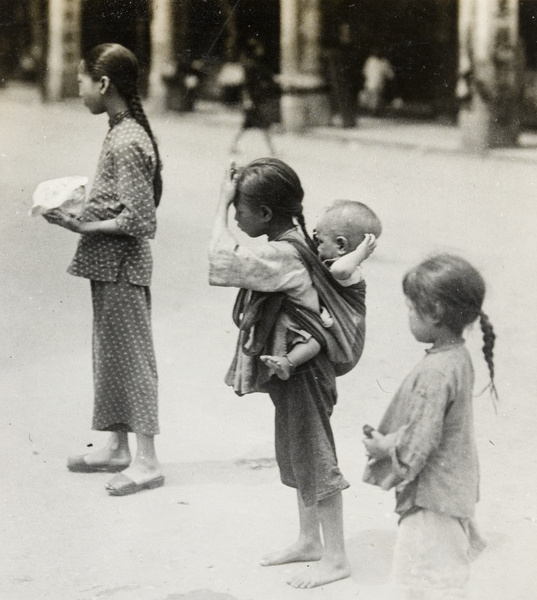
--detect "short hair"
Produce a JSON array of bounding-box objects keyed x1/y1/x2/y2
[
  {"x1": 322, "y1": 199, "x2": 382, "y2": 249},
  {"x1": 402, "y1": 253, "x2": 485, "y2": 335}
]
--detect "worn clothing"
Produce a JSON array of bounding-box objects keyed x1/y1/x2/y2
[
  {"x1": 209, "y1": 226, "x2": 347, "y2": 505},
  {"x1": 265, "y1": 352, "x2": 349, "y2": 506},
  {"x1": 209, "y1": 227, "x2": 319, "y2": 395},
  {"x1": 91, "y1": 273, "x2": 158, "y2": 434},
  {"x1": 391, "y1": 509, "x2": 487, "y2": 599},
  {"x1": 68, "y1": 112, "x2": 157, "y2": 286},
  {"x1": 364, "y1": 343, "x2": 483, "y2": 599},
  {"x1": 68, "y1": 111, "x2": 159, "y2": 434},
  {"x1": 363, "y1": 343, "x2": 479, "y2": 519},
  {"x1": 394, "y1": 509, "x2": 470, "y2": 599}
]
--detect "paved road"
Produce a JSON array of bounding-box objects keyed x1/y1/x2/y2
[{"x1": 1, "y1": 88, "x2": 536, "y2": 600}]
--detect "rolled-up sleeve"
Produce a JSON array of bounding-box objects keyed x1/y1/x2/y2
[
  {"x1": 114, "y1": 141, "x2": 157, "y2": 239},
  {"x1": 209, "y1": 228, "x2": 309, "y2": 293}
]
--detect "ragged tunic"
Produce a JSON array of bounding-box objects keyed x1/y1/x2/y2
[
  {"x1": 209, "y1": 225, "x2": 350, "y2": 505},
  {"x1": 363, "y1": 343, "x2": 479, "y2": 519},
  {"x1": 209, "y1": 226, "x2": 319, "y2": 395},
  {"x1": 67, "y1": 111, "x2": 159, "y2": 435}
]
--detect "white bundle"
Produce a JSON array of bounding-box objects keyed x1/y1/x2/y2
[{"x1": 31, "y1": 176, "x2": 88, "y2": 217}]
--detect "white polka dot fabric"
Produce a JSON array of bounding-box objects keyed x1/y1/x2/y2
[
  {"x1": 68, "y1": 113, "x2": 157, "y2": 286},
  {"x1": 67, "y1": 112, "x2": 160, "y2": 435},
  {"x1": 91, "y1": 275, "x2": 159, "y2": 435}
]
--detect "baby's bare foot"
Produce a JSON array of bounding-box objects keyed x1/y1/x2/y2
[
  {"x1": 287, "y1": 556, "x2": 351, "y2": 588},
  {"x1": 260, "y1": 542, "x2": 322, "y2": 566},
  {"x1": 260, "y1": 355, "x2": 292, "y2": 380}
]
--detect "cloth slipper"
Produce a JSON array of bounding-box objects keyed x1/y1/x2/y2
[
  {"x1": 67, "y1": 454, "x2": 129, "y2": 473},
  {"x1": 105, "y1": 473, "x2": 165, "y2": 496}
]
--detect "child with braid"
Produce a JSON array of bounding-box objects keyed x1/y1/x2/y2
[
  {"x1": 44, "y1": 44, "x2": 164, "y2": 496},
  {"x1": 210, "y1": 158, "x2": 351, "y2": 588},
  {"x1": 363, "y1": 254, "x2": 497, "y2": 599}
]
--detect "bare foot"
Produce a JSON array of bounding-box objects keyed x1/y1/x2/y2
[
  {"x1": 260, "y1": 541, "x2": 322, "y2": 566},
  {"x1": 260, "y1": 355, "x2": 292, "y2": 380},
  {"x1": 287, "y1": 556, "x2": 351, "y2": 588}
]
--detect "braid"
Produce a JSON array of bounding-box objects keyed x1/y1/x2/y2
[
  {"x1": 127, "y1": 93, "x2": 163, "y2": 207},
  {"x1": 295, "y1": 213, "x2": 317, "y2": 253},
  {"x1": 479, "y1": 310, "x2": 499, "y2": 408}
]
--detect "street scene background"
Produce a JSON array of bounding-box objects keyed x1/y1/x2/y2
[{"x1": 1, "y1": 84, "x2": 537, "y2": 600}]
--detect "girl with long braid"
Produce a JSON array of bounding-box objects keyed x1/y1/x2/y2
[
  {"x1": 209, "y1": 158, "x2": 352, "y2": 588},
  {"x1": 363, "y1": 254, "x2": 497, "y2": 599},
  {"x1": 44, "y1": 44, "x2": 164, "y2": 496}
]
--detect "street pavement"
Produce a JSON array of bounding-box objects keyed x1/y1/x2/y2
[{"x1": 1, "y1": 84, "x2": 537, "y2": 600}]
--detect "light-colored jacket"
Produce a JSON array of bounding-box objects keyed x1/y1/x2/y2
[{"x1": 364, "y1": 343, "x2": 479, "y2": 519}]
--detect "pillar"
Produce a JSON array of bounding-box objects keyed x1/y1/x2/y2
[
  {"x1": 44, "y1": 0, "x2": 81, "y2": 101},
  {"x1": 279, "y1": 0, "x2": 330, "y2": 132},
  {"x1": 148, "y1": 0, "x2": 175, "y2": 111},
  {"x1": 459, "y1": 0, "x2": 521, "y2": 150}
]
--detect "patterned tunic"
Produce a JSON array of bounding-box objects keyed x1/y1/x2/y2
[
  {"x1": 69, "y1": 112, "x2": 159, "y2": 435},
  {"x1": 68, "y1": 112, "x2": 156, "y2": 285}
]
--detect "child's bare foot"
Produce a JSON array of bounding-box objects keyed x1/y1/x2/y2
[
  {"x1": 260, "y1": 541, "x2": 323, "y2": 566},
  {"x1": 260, "y1": 355, "x2": 293, "y2": 380},
  {"x1": 287, "y1": 556, "x2": 351, "y2": 588}
]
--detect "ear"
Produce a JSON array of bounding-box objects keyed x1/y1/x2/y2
[
  {"x1": 99, "y1": 75, "x2": 112, "y2": 95},
  {"x1": 260, "y1": 205, "x2": 273, "y2": 222},
  {"x1": 430, "y1": 302, "x2": 444, "y2": 324},
  {"x1": 335, "y1": 235, "x2": 350, "y2": 256}
]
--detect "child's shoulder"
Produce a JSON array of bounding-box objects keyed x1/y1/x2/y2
[{"x1": 417, "y1": 344, "x2": 471, "y2": 380}]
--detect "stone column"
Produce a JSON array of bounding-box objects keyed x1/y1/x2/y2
[
  {"x1": 148, "y1": 0, "x2": 175, "y2": 111},
  {"x1": 459, "y1": 0, "x2": 521, "y2": 150},
  {"x1": 279, "y1": 0, "x2": 330, "y2": 132},
  {"x1": 44, "y1": 0, "x2": 81, "y2": 101}
]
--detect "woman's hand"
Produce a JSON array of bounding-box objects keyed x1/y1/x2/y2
[
  {"x1": 43, "y1": 209, "x2": 82, "y2": 233},
  {"x1": 363, "y1": 430, "x2": 391, "y2": 460}
]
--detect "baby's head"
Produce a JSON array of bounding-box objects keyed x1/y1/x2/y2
[{"x1": 314, "y1": 200, "x2": 382, "y2": 261}]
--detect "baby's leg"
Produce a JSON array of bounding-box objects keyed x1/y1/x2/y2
[{"x1": 260, "y1": 339, "x2": 321, "y2": 380}]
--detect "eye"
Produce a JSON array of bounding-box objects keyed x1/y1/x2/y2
[{"x1": 312, "y1": 231, "x2": 320, "y2": 246}]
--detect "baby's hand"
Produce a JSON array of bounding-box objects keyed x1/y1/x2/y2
[{"x1": 359, "y1": 233, "x2": 377, "y2": 258}]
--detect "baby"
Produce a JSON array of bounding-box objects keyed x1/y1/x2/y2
[{"x1": 261, "y1": 199, "x2": 382, "y2": 379}]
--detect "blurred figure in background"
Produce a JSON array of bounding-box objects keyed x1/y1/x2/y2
[
  {"x1": 325, "y1": 23, "x2": 360, "y2": 128},
  {"x1": 230, "y1": 38, "x2": 278, "y2": 157},
  {"x1": 360, "y1": 47, "x2": 395, "y2": 116}
]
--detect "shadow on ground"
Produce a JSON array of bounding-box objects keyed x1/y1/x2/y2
[
  {"x1": 161, "y1": 457, "x2": 278, "y2": 487},
  {"x1": 347, "y1": 528, "x2": 395, "y2": 585}
]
